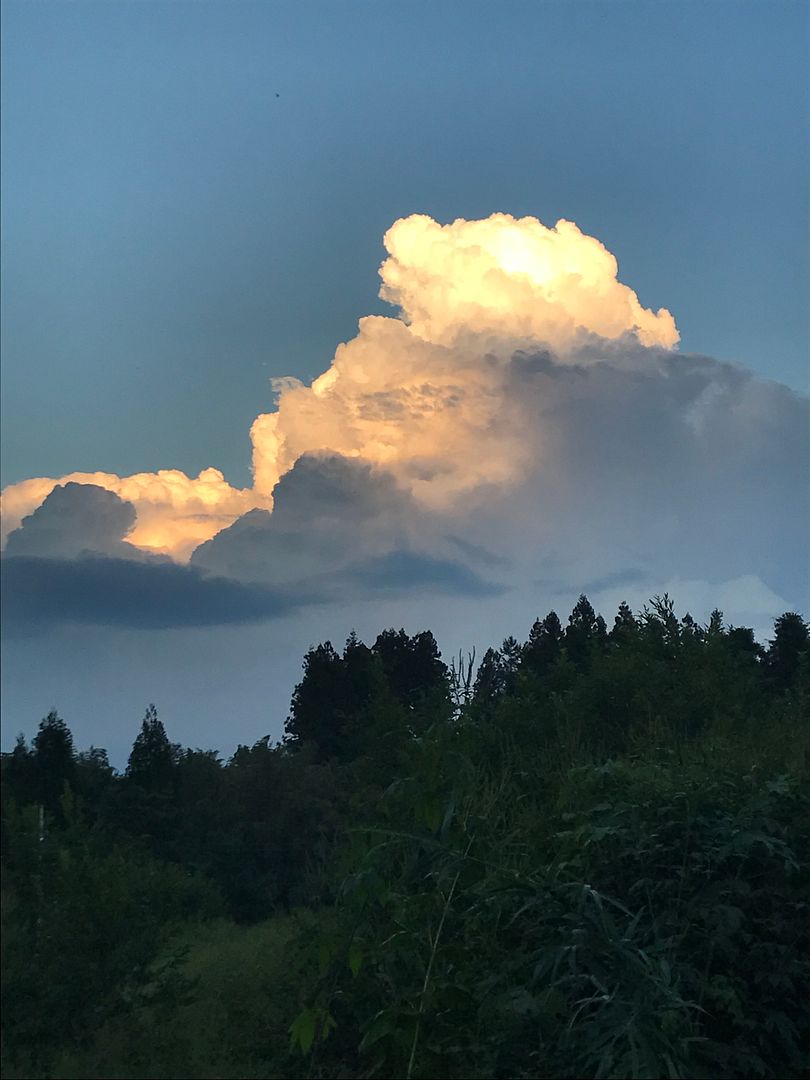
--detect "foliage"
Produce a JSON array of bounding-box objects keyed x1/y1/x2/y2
[{"x1": 1, "y1": 601, "x2": 808, "y2": 1078}]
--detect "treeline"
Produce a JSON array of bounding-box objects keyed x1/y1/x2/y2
[{"x1": 1, "y1": 596, "x2": 809, "y2": 1078}]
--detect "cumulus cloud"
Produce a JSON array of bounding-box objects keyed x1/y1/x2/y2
[
  {"x1": 191, "y1": 453, "x2": 419, "y2": 584},
  {"x1": 2, "y1": 211, "x2": 807, "y2": 634},
  {"x1": 1, "y1": 212, "x2": 683, "y2": 549},
  {"x1": 378, "y1": 213, "x2": 679, "y2": 351},
  {"x1": 1, "y1": 468, "x2": 267, "y2": 561},
  {"x1": 248, "y1": 214, "x2": 680, "y2": 500},
  {"x1": 190, "y1": 452, "x2": 502, "y2": 602},
  {"x1": 5, "y1": 483, "x2": 141, "y2": 560}
]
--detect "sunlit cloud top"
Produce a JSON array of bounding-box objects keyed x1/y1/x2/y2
[{"x1": 379, "y1": 213, "x2": 679, "y2": 350}]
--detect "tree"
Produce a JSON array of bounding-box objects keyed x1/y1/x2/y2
[
  {"x1": 372, "y1": 629, "x2": 450, "y2": 714},
  {"x1": 610, "y1": 601, "x2": 638, "y2": 644},
  {"x1": 3, "y1": 735, "x2": 37, "y2": 809},
  {"x1": 565, "y1": 595, "x2": 604, "y2": 669},
  {"x1": 472, "y1": 648, "x2": 508, "y2": 708},
  {"x1": 285, "y1": 641, "x2": 358, "y2": 760},
  {"x1": 499, "y1": 636, "x2": 524, "y2": 695},
  {"x1": 127, "y1": 705, "x2": 177, "y2": 791},
  {"x1": 74, "y1": 747, "x2": 115, "y2": 824},
  {"x1": 523, "y1": 611, "x2": 563, "y2": 678},
  {"x1": 767, "y1": 612, "x2": 810, "y2": 690},
  {"x1": 32, "y1": 711, "x2": 76, "y2": 821}
]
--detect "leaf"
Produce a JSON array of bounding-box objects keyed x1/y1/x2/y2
[
  {"x1": 289, "y1": 1007, "x2": 317, "y2": 1055},
  {"x1": 348, "y1": 942, "x2": 363, "y2": 977},
  {"x1": 359, "y1": 1009, "x2": 396, "y2": 1052}
]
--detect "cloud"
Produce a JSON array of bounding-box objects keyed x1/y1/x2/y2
[
  {"x1": 1, "y1": 211, "x2": 807, "y2": 632},
  {"x1": 1, "y1": 468, "x2": 267, "y2": 561},
  {"x1": 0, "y1": 555, "x2": 295, "y2": 632},
  {"x1": 1, "y1": 212, "x2": 683, "y2": 550},
  {"x1": 191, "y1": 452, "x2": 420, "y2": 584},
  {"x1": 378, "y1": 213, "x2": 679, "y2": 351},
  {"x1": 341, "y1": 551, "x2": 505, "y2": 598},
  {"x1": 4, "y1": 483, "x2": 142, "y2": 560},
  {"x1": 1, "y1": 454, "x2": 499, "y2": 631},
  {"x1": 2, "y1": 545, "x2": 498, "y2": 636}
]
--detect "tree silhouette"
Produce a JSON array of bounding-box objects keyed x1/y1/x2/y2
[
  {"x1": 565, "y1": 595, "x2": 604, "y2": 669},
  {"x1": 32, "y1": 711, "x2": 75, "y2": 820},
  {"x1": 524, "y1": 611, "x2": 563, "y2": 678},
  {"x1": 767, "y1": 612, "x2": 809, "y2": 690},
  {"x1": 611, "y1": 601, "x2": 638, "y2": 643},
  {"x1": 372, "y1": 629, "x2": 450, "y2": 713},
  {"x1": 127, "y1": 705, "x2": 177, "y2": 791},
  {"x1": 286, "y1": 641, "x2": 352, "y2": 759}
]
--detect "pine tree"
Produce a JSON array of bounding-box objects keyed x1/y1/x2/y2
[
  {"x1": 611, "y1": 601, "x2": 638, "y2": 643},
  {"x1": 33, "y1": 711, "x2": 76, "y2": 819},
  {"x1": 127, "y1": 705, "x2": 177, "y2": 791},
  {"x1": 565, "y1": 595, "x2": 602, "y2": 669},
  {"x1": 285, "y1": 642, "x2": 348, "y2": 758},
  {"x1": 5, "y1": 734, "x2": 37, "y2": 808},
  {"x1": 373, "y1": 629, "x2": 450, "y2": 713},
  {"x1": 767, "y1": 612, "x2": 810, "y2": 690},
  {"x1": 523, "y1": 611, "x2": 563, "y2": 677},
  {"x1": 472, "y1": 647, "x2": 508, "y2": 706}
]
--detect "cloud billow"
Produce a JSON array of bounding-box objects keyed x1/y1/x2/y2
[
  {"x1": 5, "y1": 482, "x2": 141, "y2": 560},
  {"x1": 1, "y1": 212, "x2": 807, "y2": 630}
]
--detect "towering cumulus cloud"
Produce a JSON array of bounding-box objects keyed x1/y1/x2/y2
[
  {"x1": 2, "y1": 211, "x2": 808, "y2": 630},
  {"x1": 249, "y1": 214, "x2": 680, "y2": 502}
]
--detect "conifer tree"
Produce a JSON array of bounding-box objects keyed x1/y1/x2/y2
[
  {"x1": 611, "y1": 601, "x2": 637, "y2": 642},
  {"x1": 565, "y1": 595, "x2": 602, "y2": 669},
  {"x1": 767, "y1": 612, "x2": 809, "y2": 690},
  {"x1": 127, "y1": 705, "x2": 176, "y2": 791},
  {"x1": 523, "y1": 611, "x2": 563, "y2": 677},
  {"x1": 33, "y1": 711, "x2": 75, "y2": 819}
]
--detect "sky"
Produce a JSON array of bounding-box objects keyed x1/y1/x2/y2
[{"x1": 2, "y1": 0, "x2": 808, "y2": 764}]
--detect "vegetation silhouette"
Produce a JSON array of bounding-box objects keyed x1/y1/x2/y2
[{"x1": 2, "y1": 597, "x2": 808, "y2": 1078}]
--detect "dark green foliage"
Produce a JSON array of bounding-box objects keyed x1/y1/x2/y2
[
  {"x1": 1, "y1": 596, "x2": 808, "y2": 1078},
  {"x1": 523, "y1": 609, "x2": 563, "y2": 678},
  {"x1": 32, "y1": 711, "x2": 76, "y2": 821},
  {"x1": 46, "y1": 917, "x2": 314, "y2": 1080},
  {"x1": 565, "y1": 594, "x2": 606, "y2": 669},
  {"x1": 1, "y1": 798, "x2": 220, "y2": 1076},
  {"x1": 372, "y1": 628, "x2": 450, "y2": 715},
  {"x1": 286, "y1": 629, "x2": 452, "y2": 762},
  {"x1": 611, "y1": 599, "x2": 638, "y2": 641},
  {"x1": 127, "y1": 704, "x2": 179, "y2": 791},
  {"x1": 767, "y1": 611, "x2": 810, "y2": 690},
  {"x1": 471, "y1": 646, "x2": 506, "y2": 706}
]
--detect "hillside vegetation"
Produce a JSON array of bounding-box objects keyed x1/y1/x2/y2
[{"x1": 2, "y1": 595, "x2": 808, "y2": 1078}]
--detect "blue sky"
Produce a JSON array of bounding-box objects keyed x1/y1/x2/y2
[
  {"x1": 3, "y1": 0, "x2": 808, "y2": 489},
  {"x1": 2, "y1": 1, "x2": 808, "y2": 763}
]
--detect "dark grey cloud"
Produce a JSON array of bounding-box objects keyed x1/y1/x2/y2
[
  {"x1": 533, "y1": 568, "x2": 647, "y2": 596},
  {"x1": 5, "y1": 345, "x2": 806, "y2": 636},
  {"x1": 2, "y1": 546, "x2": 498, "y2": 633},
  {"x1": 270, "y1": 451, "x2": 408, "y2": 523},
  {"x1": 491, "y1": 346, "x2": 810, "y2": 608},
  {"x1": 192, "y1": 347, "x2": 809, "y2": 621},
  {"x1": 5, "y1": 482, "x2": 145, "y2": 560},
  {"x1": 1, "y1": 555, "x2": 296, "y2": 633},
  {"x1": 191, "y1": 452, "x2": 422, "y2": 585},
  {"x1": 339, "y1": 551, "x2": 505, "y2": 598},
  {"x1": 445, "y1": 534, "x2": 511, "y2": 569},
  {"x1": 2, "y1": 474, "x2": 500, "y2": 631}
]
